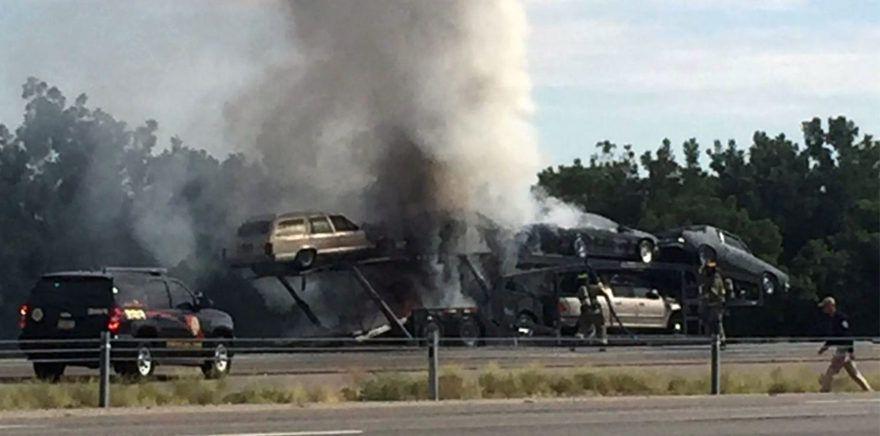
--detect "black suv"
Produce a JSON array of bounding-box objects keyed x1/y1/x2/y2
[{"x1": 18, "y1": 268, "x2": 234, "y2": 381}]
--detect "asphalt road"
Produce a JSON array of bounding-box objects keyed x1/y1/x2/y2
[
  {"x1": 0, "y1": 341, "x2": 877, "y2": 381},
  {"x1": 0, "y1": 393, "x2": 877, "y2": 435}
]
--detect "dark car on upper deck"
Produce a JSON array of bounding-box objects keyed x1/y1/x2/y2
[
  {"x1": 520, "y1": 213, "x2": 659, "y2": 264},
  {"x1": 18, "y1": 268, "x2": 234, "y2": 381},
  {"x1": 657, "y1": 225, "x2": 790, "y2": 295}
]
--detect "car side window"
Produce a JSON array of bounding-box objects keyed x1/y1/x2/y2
[
  {"x1": 612, "y1": 285, "x2": 635, "y2": 298},
  {"x1": 167, "y1": 280, "x2": 195, "y2": 310},
  {"x1": 276, "y1": 218, "x2": 306, "y2": 236},
  {"x1": 329, "y1": 215, "x2": 359, "y2": 232},
  {"x1": 309, "y1": 216, "x2": 333, "y2": 234},
  {"x1": 722, "y1": 232, "x2": 749, "y2": 252},
  {"x1": 114, "y1": 274, "x2": 170, "y2": 309}
]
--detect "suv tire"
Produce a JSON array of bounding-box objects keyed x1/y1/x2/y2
[
  {"x1": 33, "y1": 362, "x2": 65, "y2": 382},
  {"x1": 201, "y1": 341, "x2": 232, "y2": 379},
  {"x1": 115, "y1": 343, "x2": 155, "y2": 380}
]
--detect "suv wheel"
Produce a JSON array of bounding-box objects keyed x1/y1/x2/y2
[
  {"x1": 33, "y1": 362, "x2": 65, "y2": 382},
  {"x1": 295, "y1": 249, "x2": 317, "y2": 269},
  {"x1": 201, "y1": 342, "x2": 232, "y2": 379},
  {"x1": 116, "y1": 344, "x2": 155, "y2": 379}
]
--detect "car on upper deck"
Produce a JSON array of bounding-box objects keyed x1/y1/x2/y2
[
  {"x1": 520, "y1": 213, "x2": 659, "y2": 264},
  {"x1": 227, "y1": 212, "x2": 373, "y2": 274},
  {"x1": 657, "y1": 225, "x2": 790, "y2": 295}
]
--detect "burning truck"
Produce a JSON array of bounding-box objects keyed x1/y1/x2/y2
[{"x1": 223, "y1": 209, "x2": 638, "y2": 343}]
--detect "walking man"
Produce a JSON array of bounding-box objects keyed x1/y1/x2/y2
[{"x1": 817, "y1": 296, "x2": 872, "y2": 392}]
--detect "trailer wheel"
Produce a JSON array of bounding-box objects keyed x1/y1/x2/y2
[
  {"x1": 458, "y1": 318, "x2": 480, "y2": 347},
  {"x1": 515, "y1": 312, "x2": 537, "y2": 337}
]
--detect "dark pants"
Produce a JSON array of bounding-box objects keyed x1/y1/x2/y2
[{"x1": 704, "y1": 303, "x2": 726, "y2": 341}]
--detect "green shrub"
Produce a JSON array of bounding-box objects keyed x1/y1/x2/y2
[{"x1": 359, "y1": 373, "x2": 426, "y2": 401}]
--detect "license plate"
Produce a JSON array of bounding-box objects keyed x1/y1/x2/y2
[{"x1": 57, "y1": 319, "x2": 75, "y2": 330}]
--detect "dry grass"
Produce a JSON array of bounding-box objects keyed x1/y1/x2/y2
[{"x1": 0, "y1": 363, "x2": 876, "y2": 410}]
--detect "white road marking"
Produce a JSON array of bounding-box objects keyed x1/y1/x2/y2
[
  {"x1": 0, "y1": 425, "x2": 44, "y2": 430},
  {"x1": 805, "y1": 398, "x2": 880, "y2": 404},
  {"x1": 207, "y1": 431, "x2": 363, "y2": 436}
]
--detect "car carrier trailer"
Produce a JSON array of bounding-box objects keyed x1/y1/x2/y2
[{"x1": 229, "y1": 249, "x2": 769, "y2": 342}]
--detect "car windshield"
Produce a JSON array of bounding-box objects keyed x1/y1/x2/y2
[{"x1": 579, "y1": 213, "x2": 618, "y2": 231}]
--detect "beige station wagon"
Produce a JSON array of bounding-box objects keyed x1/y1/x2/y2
[{"x1": 227, "y1": 212, "x2": 372, "y2": 272}]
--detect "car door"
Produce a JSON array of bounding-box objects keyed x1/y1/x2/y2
[
  {"x1": 631, "y1": 286, "x2": 667, "y2": 328},
  {"x1": 328, "y1": 214, "x2": 367, "y2": 252},
  {"x1": 165, "y1": 279, "x2": 201, "y2": 338},
  {"x1": 273, "y1": 217, "x2": 309, "y2": 259},
  {"x1": 605, "y1": 283, "x2": 639, "y2": 326},
  {"x1": 720, "y1": 231, "x2": 751, "y2": 278},
  {"x1": 308, "y1": 215, "x2": 336, "y2": 253},
  {"x1": 165, "y1": 279, "x2": 204, "y2": 358}
]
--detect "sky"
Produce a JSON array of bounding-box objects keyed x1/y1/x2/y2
[{"x1": 0, "y1": 0, "x2": 877, "y2": 166}]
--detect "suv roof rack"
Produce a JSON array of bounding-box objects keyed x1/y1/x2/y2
[{"x1": 102, "y1": 267, "x2": 167, "y2": 276}]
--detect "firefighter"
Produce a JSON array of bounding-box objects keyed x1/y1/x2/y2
[
  {"x1": 575, "y1": 282, "x2": 608, "y2": 346},
  {"x1": 817, "y1": 296, "x2": 872, "y2": 392},
  {"x1": 699, "y1": 260, "x2": 726, "y2": 344}
]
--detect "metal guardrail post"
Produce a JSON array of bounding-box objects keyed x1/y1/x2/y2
[
  {"x1": 99, "y1": 331, "x2": 111, "y2": 408},
  {"x1": 428, "y1": 327, "x2": 439, "y2": 401},
  {"x1": 710, "y1": 333, "x2": 721, "y2": 395}
]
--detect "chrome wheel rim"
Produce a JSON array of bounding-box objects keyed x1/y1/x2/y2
[
  {"x1": 136, "y1": 347, "x2": 152, "y2": 376},
  {"x1": 639, "y1": 241, "x2": 654, "y2": 263},
  {"x1": 574, "y1": 235, "x2": 587, "y2": 258},
  {"x1": 213, "y1": 344, "x2": 230, "y2": 373},
  {"x1": 762, "y1": 276, "x2": 775, "y2": 295}
]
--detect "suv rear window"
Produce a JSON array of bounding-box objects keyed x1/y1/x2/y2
[
  {"x1": 30, "y1": 276, "x2": 113, "y2": 308},
  {"x1": 237, "y1": 220, "x2": 272, "y2": 237}
]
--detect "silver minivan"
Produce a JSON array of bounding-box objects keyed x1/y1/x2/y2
[{"x1": 227, "y1": 212, "x2": 373, "y2": 271}]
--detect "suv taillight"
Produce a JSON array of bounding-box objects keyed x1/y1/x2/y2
[
  {"x1": 264, "y1": 242, "x2": 274, "y2": 256},
  {"x1": 107, "y1": 306, "x2": 124, "y2": 334},
  {"x1": 18, "y1": 304, "x2": 29, "y2": 329}
]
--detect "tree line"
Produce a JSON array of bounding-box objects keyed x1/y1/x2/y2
[{"x1": 537, "y1": 118, "x2": 879, "y2": 335}]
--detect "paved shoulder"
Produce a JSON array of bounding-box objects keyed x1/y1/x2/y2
[{"x1": 0, "y1": 393, "x2": 877, "y2": 436}]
